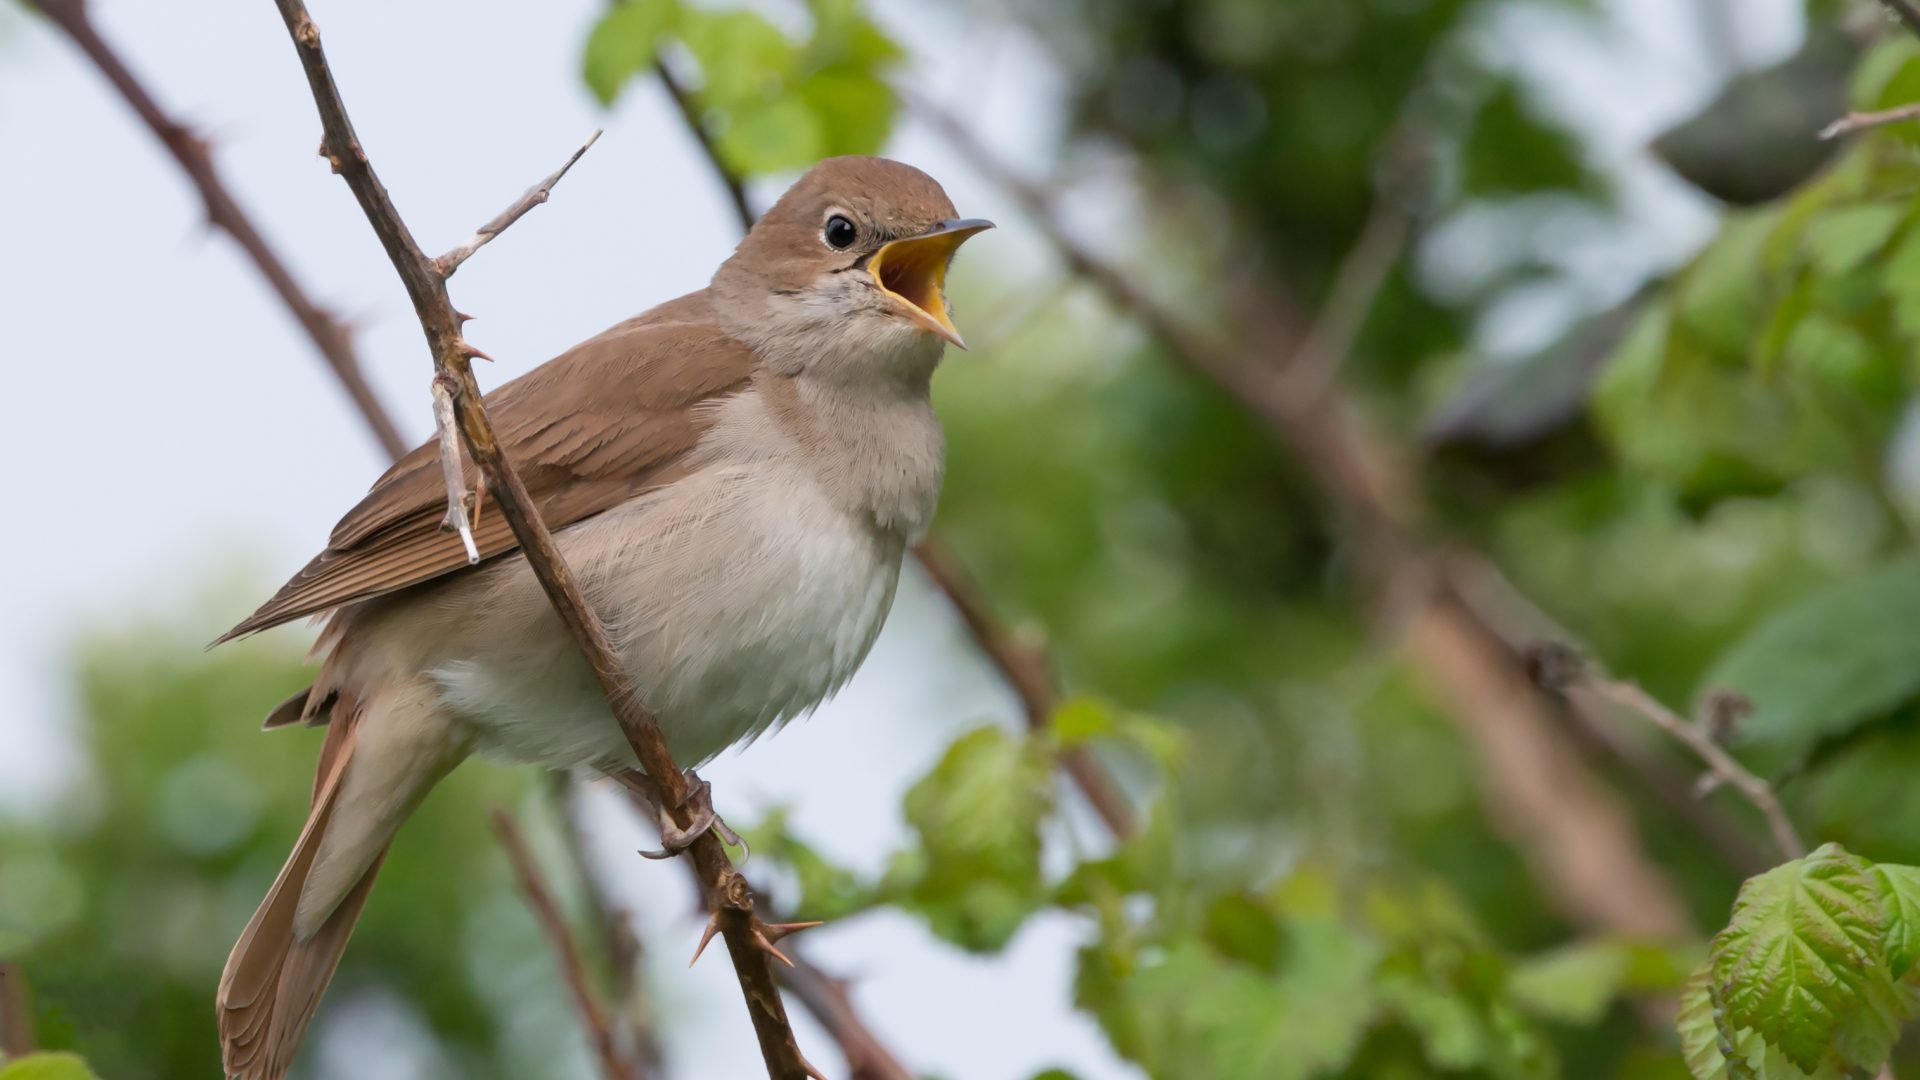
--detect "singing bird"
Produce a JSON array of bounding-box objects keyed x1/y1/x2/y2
[{"x1": 214, "y1": 156, "x2": 990, "y2": 1079}]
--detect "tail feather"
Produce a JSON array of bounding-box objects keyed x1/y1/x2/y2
[{"x1": 217, "y1": 711, "x2": 376, "y2": 1080}]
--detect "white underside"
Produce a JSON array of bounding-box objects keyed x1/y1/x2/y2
[{"x1": 420, "y1": 460, "x2": 905, "y2": 771}]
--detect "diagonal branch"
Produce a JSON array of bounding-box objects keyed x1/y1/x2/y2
[
  {"x1": 25, "y1": 0, "x2": 409, "y2": 462},
  {"x1": 492, "y1": 808, "x2": 645, "y2": 1080},
  {"x1": 906, "y1": 88, "x2": 1696, "y2": 940},
  {"x1": 266, "y1": 2, "x2": 813, "y2": 1075}
]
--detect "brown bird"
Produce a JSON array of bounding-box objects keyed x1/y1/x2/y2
[{"x1": 214, "y1": 156, "x2": 990, "y2": 1080}]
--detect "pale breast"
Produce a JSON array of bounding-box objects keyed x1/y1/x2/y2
[{"x1": 414, "y1": 457, "x2": 907, "y2": 771}]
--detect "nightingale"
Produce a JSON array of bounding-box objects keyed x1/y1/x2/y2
[{"x1": 213, "y1": 156, "x2": 990, "y2": 1080}]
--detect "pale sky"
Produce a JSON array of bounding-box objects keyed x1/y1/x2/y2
[{"x1": 0, "y1": 0, "x2": 1798, "y2": 1076}]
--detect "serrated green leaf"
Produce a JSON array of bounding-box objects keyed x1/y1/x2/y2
[
  {"x1": 0, "y1": 1053, "x2": 102, "y2": 1080},
  {"x1": 582, "y1": 0, "x2": 678, "y2": 105},
  {"x1": 1704, "y1": 556, "x2": 1920, "y2": 776},
  {"x1": 1710, "y1": 845, "x2": 1891, "y2": 1072},
  {"x1": 1678, "y1": 964, "x2": 1733, "y2": 1080},
  {"x1": 1874, "y1": 863, "x2": 1920, "y2": 978}
]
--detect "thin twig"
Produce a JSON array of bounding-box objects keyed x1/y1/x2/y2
[
  {"x1": 0, "y1": 963, "x2": 34, "y2": 1059},
  {"x1": 431, "y1": 375, "x2": 480, "y2": 563},
  {"x1": 25, "y1": 0, "x2": 409, "y2": 461},
  {"x1": 268, "y1": 2, "x2": 813, "y2": 1074},
  {"x1": 1819, "y1": 102, "x2": 1920, "y2": 140},
  {"x1": 492, "y1": 808, "x2": 643, "y2": 1080},
  {"x1": 909, "y1": 86, "x2": 1696, "y2": 939},
  {"x1": 1532, "y1": 652, "x2": 1805, "y2": 861},
  {"x1": 436, "y1": 130, "x2": 603, "y2": 276}
]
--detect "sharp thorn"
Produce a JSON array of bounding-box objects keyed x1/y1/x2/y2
[
  {"x1": 688, "y1": 916, "x2": 722, "y2": 967},
  {"x1": 761, "y1": 920, "x2": 824, "y2": 943},
  {"x1": 751, "y1": 928, "x2": 795, "y2": 967},
  {"x1": 461, "y1": 342, "x2": 495, "y2": 362}
]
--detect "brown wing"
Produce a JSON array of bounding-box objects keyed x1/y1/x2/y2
[{"x1": 216, "y1": 290, "x2": 753, "y2": 644}]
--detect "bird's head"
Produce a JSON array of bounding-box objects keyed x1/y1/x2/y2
[{"x1": 713, "y1": 157, "x2": 992, "y2": 370}]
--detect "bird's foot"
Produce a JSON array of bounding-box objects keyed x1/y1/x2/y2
[{"x1": 618, "y1": 770, "x2": 746, "y2": 860}]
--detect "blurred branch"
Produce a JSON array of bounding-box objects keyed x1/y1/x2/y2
[
  {"x1": 0, "y1": 963, "x2": 34, "y2": 1058},
  {"x1": 1819, "y1": 102, "x2": 1920, "y2": 140},
  {"x1": 436, "y1": 129, "x2": 602, "y2": 276},
  {"x1": 655, "y1": 60, "x2": 755, "y2": 232},
  {"x1": 266, "y1": 2, "x2": 813, "y2": 1075},
  {"x1": 1527, "y1": 647, "x2": 1806, "y2": 861},
  {"x1": 649, "y1": 71, "x2": 1139, "y2": 839},
  {"x1": 1886, "y1": 0, "x2": 1920, "y2": 40},
  {"x1": 914, "y1": 539, "x2": 1136, "y2": 837},
  {"x1": 24, "y1": 0, "x2": 409, "y2": 462},
  {"x1": 908, "y1": 88, "x2": 1696, "y2": 940},
  {"x1": 1282, "y1": 195, "x2": 1410, "y2": 399},
  {"x1": 492, "y1": 808, "x2": 645, "y2": 1080},
  {"x1": 549, "y1": 775, "x2": 667, "y2": 1077}
]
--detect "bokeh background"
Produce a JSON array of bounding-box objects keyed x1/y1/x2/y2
[{"x1": 5, "y1": 0, "x2": 1917, "y2": 1077}]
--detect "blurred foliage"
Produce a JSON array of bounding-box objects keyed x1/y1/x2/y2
[
  {"x1": 0, "y1": 626, "x2": 590, "y2": 1080},
  {"x1": 585, "y1": 0, "x2": 901, "y2": 174},
  {"x1": 20, "y1": 0, "x2": 1920, "y2": 1077}
]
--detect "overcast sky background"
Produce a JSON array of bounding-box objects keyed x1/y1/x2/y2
[{"x1": 0, "y1": 0, "x2": 1798, "y2": 1076}]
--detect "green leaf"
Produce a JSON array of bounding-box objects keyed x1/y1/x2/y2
[
  {"x1": 681, "y1": 9, "x2": 796, "y2": 109},
  {"x1": 1710, "y1": 845, "x2": 1893, "y2": 1073},
  {"x1": 582, "y1": 0, "x2": 678, "y2": 105},
  {"x1": 716, "y1": 96, "x2": 825, "y2": 175},
  {"x1": 1508, "y1": 940, "x2": 1632, "y2": 1026},
  {"x1": 0, "y1": 1054, "x2": 102, "y2": 1080},
  {"x1": 898, "y1": 725, "x2": 1054, "y2": 951},
  {"x1": 1704, "y1": 556, "x2": 1920, "y2": 776},
  {"x1": 796, "y1": 66, "x2": 897, "y2": 157},
  {"x1": 1048, "y1": 697, "x2": 1116, "y2": 746},
  {"x1": 737, "y1": 806, "x2": 880, "y2": 921},
  {"x1": 1803, "y1": 203, "x2": 1906, "y2": 278},
  {"x1": 1876, "y1": 863, "x2": 1920, "y2": 979},
  {"x1": 1081, "y1": 930, "x2": 1380, "y2": 1080}
]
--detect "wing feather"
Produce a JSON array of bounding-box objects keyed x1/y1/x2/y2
[{"x1": 216, "y1": 291, "x2": 751, "y2": 644}]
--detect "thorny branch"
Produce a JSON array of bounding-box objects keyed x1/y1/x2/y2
[
  {"x1": 492, "y1": 809, "x2": 645, "y2": 1080},
  {"x1": 24, "y1": 0, "x2": 410, "y2": 462},
  {"x1": 266, "y1": 2, "x2": 814, "y2": 1075}
]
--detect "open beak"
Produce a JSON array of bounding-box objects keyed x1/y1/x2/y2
[{"x1": 868, "y1": 218, "x2": 994, "y2": 349}]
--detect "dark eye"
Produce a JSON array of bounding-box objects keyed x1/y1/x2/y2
[{"x1": 824, "y1": 214, "x2": 857, "y2": 250}]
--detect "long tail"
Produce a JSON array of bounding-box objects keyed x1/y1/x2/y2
[{"x1": 216, "y1": 685, "x2": 463, "y2": 1080}]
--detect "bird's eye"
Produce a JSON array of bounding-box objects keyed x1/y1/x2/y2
[{"x1": 824, "y1": 214, "x2": 857, "y2": 250}]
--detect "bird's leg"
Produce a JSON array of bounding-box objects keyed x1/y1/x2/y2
[{"x1": 615, "y1": 769, "x2": 745, "y2": 859}]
